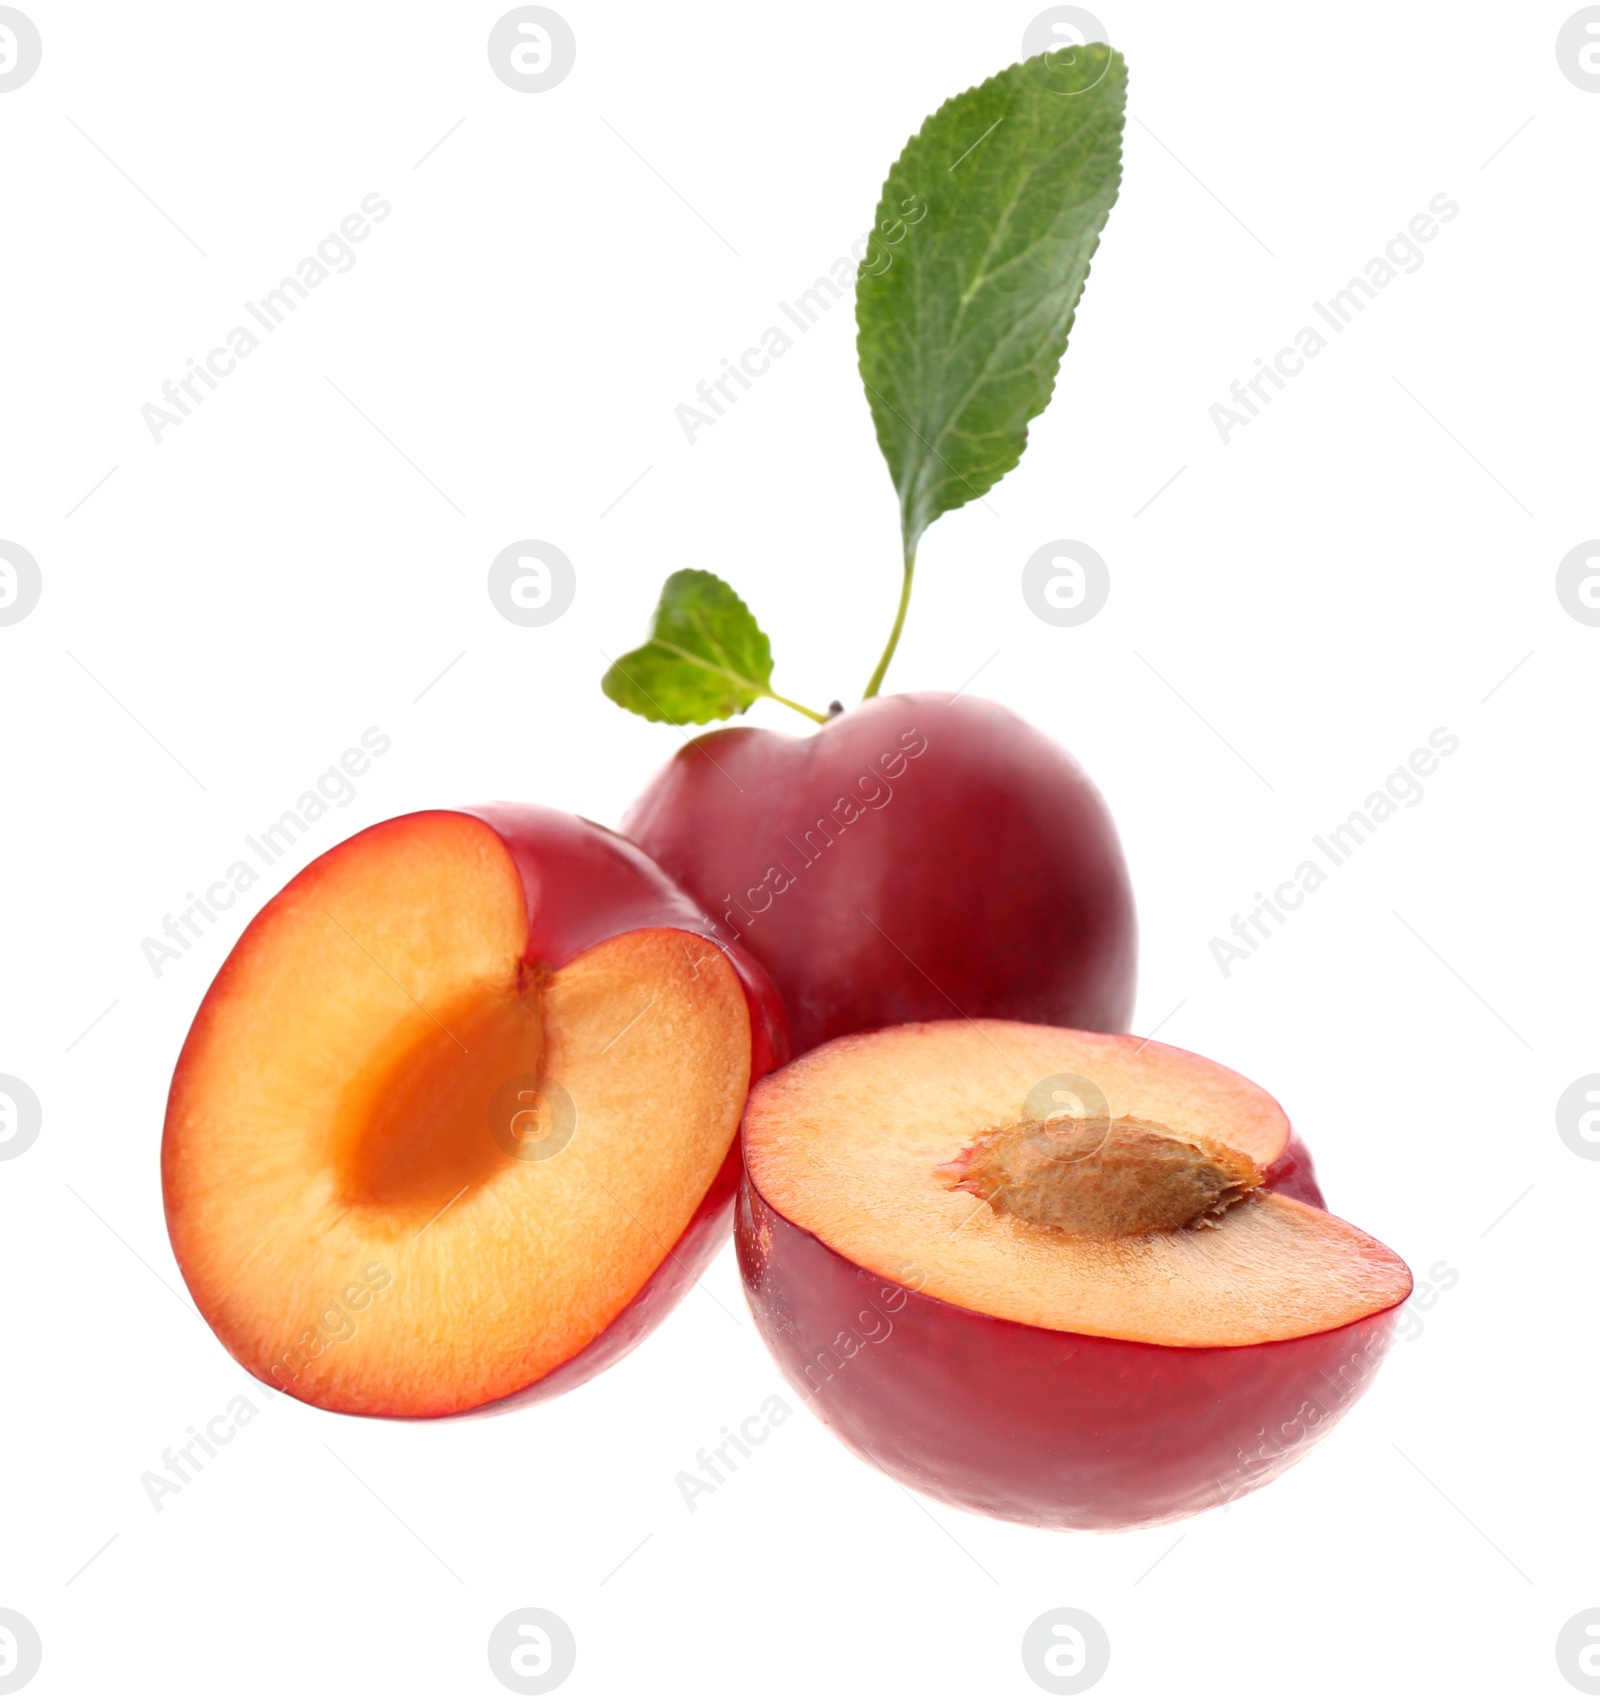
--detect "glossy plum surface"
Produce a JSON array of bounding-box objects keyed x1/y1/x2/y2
[
  {"x1": 624, "y1": 694, "x2": 1137, "y2": 1055},
  {"x1": 737, "y1": 1172, "x2": 1399, "y2": 1529}
]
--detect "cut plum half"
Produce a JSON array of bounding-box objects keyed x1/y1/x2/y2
[
  {"x1": 738, "y1": 1021, "x2": 1410, "y2": 1530},
  {"x1": 163, "y1": 805, "x2": 787, "y2": 1418}
]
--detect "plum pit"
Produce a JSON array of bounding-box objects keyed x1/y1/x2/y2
[{"x1": 940, "y1": 1115, "x2": 1262, "y2": 1238}]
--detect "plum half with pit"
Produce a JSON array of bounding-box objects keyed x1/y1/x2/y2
[{"x1": 737, "y1": 1020, "x2": 1408, "y2": 1530}]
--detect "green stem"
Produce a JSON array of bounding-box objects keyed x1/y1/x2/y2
[
  {"x1": 862, "y1": 547, "x2": 917, "y2": 699},
  {"x1": 766, "y1": 689, "x2": 828, "y2": 725}
]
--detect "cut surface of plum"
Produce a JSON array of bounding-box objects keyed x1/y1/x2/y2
[
  {"x1": 164, "y1": 808, "x2": 769, "y2": 1418},
  {"x1": 743, "y1": 1021, "x2": 1407, "y2": 1348},
  {"x1": 738, "y1": 1020, "x2": 1411, "y2": 1529}
]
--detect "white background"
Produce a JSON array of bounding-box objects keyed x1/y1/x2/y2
[{"x1": 2, "y1": 2, "x2": 1595, "y2": 1697}]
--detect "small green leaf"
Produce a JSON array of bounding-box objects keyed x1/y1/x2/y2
[
  {"x1": 602, "y1": 569, "x2": 778, "y2": 725},
  {"x1": 857, "y1": 46, "x2": 1127, "y2": 554}
]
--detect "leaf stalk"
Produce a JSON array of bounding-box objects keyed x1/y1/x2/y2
[{"x1": 862, "y1": 547, "x2": 917, "y2": 699}]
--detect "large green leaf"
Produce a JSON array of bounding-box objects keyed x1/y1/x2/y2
[{"x1": 856, "y1": 47, "x2": 1127, "y2": 554}]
